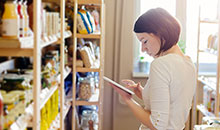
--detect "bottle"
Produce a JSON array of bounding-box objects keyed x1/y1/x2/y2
[
  {"x1": 2, "y1": 1, "x2": 20, "y2": 39},
  {"x1": 17, "y1": 0, "x2": 25, "y2": 37},
  {"x1": 0, "y1": 93, "x2": 3, "y2": 130},
  {"x1": 22, "y1": 0, "x2": 29, "y2": 37},
  {"x1": 65, "y1": 46, "x2": 68, "y2": 65}
]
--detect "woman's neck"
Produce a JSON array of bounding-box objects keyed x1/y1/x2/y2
[{"x1": 161, "y1": 45, "x2": 184, "y2": 57}]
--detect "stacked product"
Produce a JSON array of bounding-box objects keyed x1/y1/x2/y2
[
  {"x1": 0, "y1": 71, "x2": 33, "y2": 129},
  {"x1": 77, "y1": 40, "x2": 100, "y2": 68},
  {"x1": 41, "y1": 89, "x2": 59, "y2": 130}
]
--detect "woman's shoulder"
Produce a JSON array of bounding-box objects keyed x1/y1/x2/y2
[
  {"x1": 151, "y1": 53, "x2": 194, "y2": 71},
  {"x1": 153, "y1": 53, "x2": 193, "y2": 64}
]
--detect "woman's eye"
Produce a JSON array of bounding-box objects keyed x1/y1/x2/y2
[{"x1": 144, "y1": 40, "x2": 148, "y2": 44}]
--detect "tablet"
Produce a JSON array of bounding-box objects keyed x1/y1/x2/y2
[{"x1": 103, "y1": 76, "x2": 134, "y2": 95}]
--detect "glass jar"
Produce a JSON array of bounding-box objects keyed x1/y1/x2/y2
[
  {"x1": 88, "y1": 75, "x2": 95, "y2": 94},
  {"x1": 81, "y1": 110, "x2": 93, "y2": 129},
  {"x1": 78, "y1": 77, "x2": 92, "y2": 100},
  {"x1": 81, "y1": 110, "x2": 98, "y2": 130},
  {"x1": 2, "y1": 74, "x2": 25, "y2": 92}
]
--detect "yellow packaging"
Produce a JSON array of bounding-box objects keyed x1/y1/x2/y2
[{"x1": 41, "y1": 107, "x2": 48, "y2": 130}]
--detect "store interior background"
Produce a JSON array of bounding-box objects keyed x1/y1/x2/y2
[{"x1": 103, "y1": 0, "x2": 209, "y2": 129}]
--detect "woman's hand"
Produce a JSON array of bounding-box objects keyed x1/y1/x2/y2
[
  {"x1": 122, "y1": 79, "x2": 143, "y2": 100},
  {"x1": 109, "y1": 83, "x2": 132, "y2": 102}
]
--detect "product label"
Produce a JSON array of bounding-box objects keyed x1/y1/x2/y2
[
  {"x1": 2, "y1": 19, "x2": 19, "y2": 37},
  {"x1": 20, "y1": 19, "x2": 24, "y2": 37},
  {"x1": 24, "y1": 19, "x2": 29, "y2": 36}
]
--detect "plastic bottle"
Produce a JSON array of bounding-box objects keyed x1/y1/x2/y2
[
  {"x1": 0, "y1": 93, "x2": 3, "y2": 130},
  {"x1": 22, "y1": 0, "x2": 29, "y2": 37},
  {"x1": 17, "y1": 0, "x2": 25, "y2": 37},
  {"x1": 2, "y1": 1, "x2": 20, "y2": 39}
]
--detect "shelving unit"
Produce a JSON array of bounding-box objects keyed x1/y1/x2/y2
[
  {"x1": 0, "y1": 31, "x2": 71, "y2": 57},
  {"x1": 76, "y1": 67, "x2": 101, "y2": 72},
  {"x1": 0, "y1": 0, "x2": 72, "y2": 129},
  {"x1": 194, "y1": 0, "x2": 220, "y2": 126},
  {"x1": 72, "y1": 0, "x2": 105, "y2": 130}
]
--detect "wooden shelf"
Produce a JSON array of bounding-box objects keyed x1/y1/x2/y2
[
  {"x1": 75, "y1": 0, "x2": 103, "y2": 5},
  {"x1": 63, "y1": 101, "x2": 71, "y2": 118},
  {"x1": 0, "y1": 31, "x2": 72, "y2": 57},
  {"x1": 198, "y1": 77, "x2": 216, "y2": 91},
  {"x1": 41, "y1": 36, "x2": 59, "y2": 48},
  {"x1": 49, "y1": 114, "x2": 60, "y2": 130},
  {"x1": 0, "y1": 36, "x2": 33, "y2": 48},
  {"x1": 75, "y1": 89, "x2": 99, "y2": 106},
  {"x1": 197, "y1": 104, "x2": 215, "y2": 117},
  {"x1": 0, "y1": 48, "x2": 33, "y2": 57},
  {"x1": 57, "y1": 66, "x2": 71, "y2": 82},
  {"x1": 76, "y1": 67, "x2": 100, "y2": 72},
  {"x1": 76, "y1": 33, "x2": 101, "y2": 39},
  {"x1": 40, "y1": 86, "x2": 58, "y2": 109},
  {"x1": 56, "y1": 31, "x2": 72, "y2": 44},
  {"x1": 200, "y1": 19, "x2": 218, "y2": 24},
  {"x1": 199, "y1": 49, "x2": 218, "y2": 56}
]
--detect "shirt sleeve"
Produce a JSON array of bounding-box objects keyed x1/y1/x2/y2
[{"x1": 148, "y1": 59, "x2": 171, "y2": 129}]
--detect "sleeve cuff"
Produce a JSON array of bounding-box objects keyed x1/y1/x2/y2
[{"x1": 150, "y1": 115, "x2": 158, "y2": 130}]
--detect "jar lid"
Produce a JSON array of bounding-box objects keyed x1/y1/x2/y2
[
  {"x1": 78, "y1": 77, "x2": 90, "y2": 83},
  {"x1": 3, "y1": 74, "x2": 24, "y2": 82},
  {"x1": 82, "y1": 110, "x2": 93, "y2": 117}
]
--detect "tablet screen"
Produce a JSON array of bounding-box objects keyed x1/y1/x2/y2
[{"x1": 103, "y1": 76, "x2": 134, "y2": 95}]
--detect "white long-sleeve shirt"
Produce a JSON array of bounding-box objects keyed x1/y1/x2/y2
[{"x1": 140, "y1": 53, "x2": 196, "y2": 130}]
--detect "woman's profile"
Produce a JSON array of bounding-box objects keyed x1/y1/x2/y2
[{"x1": 109, "y1": 8, "x2": 196, "y2": 130}]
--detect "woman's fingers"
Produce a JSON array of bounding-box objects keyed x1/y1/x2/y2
[
  {"x1": 122, "y1": 79, "x2": 135, "y2": 86},
  {"x1": 125, "y1": 84, "x2": 137, "y2": 89}
]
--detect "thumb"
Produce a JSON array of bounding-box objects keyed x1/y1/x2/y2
[{"x1": 137, "y1": 82, "x2": 142, "y2": 91}]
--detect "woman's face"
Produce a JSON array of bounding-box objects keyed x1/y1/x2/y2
[{"x1": 136, "y1": 33, "x2": 161, "y2": 57}]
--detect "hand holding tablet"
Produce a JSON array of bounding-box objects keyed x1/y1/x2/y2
[{"x1": 103, "y1": 76, "x2": 134, "y2": 95}]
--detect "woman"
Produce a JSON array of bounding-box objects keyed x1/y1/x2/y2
[{"x1": 110, "y1": 8, "x2": 196, "y2": 130}]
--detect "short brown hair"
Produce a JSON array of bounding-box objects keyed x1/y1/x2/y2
[{"x1": 134, "y1": 8, "x2": 181, "y2": 55}]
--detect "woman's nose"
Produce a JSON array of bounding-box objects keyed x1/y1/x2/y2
[{"x1": 141, "y1": 44, "x2": 147, "y2": 52}]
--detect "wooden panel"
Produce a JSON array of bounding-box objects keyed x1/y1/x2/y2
[
  {"x1": 76, "y1": 0, "x2": 103, "y2": 5},
  {"x1": 200, "y1": 19, "x2": 218, "y2": 24},
  {"x1": 0, "y1": 37, "x2": 33, "y2": 48},
  {"x1": 0, "y1": 48, "x2": 33, "y2": 57},
  {"x1": 75, "y1": 101, "x2": 99, "y2": 106},
  {"x1": 72, "y1": 1, "x2": 78, "y2": 129},
  {"x1": 76, "y1": 67, "x2": 100, "y2": 72},
  {"x1": 76, "y1": 33, "x2": 101, "y2": 39}
]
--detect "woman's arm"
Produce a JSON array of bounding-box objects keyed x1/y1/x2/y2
[
  {"x1": 125, "y1": 98, "x2": 157, "y2": 130},
  {"x1": 111, "y1": 85, "x2": 156, "y2": 130}
]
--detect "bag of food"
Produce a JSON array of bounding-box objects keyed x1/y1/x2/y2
[{"x1": 77, "y1": 9, "x2": 92, "y2": 34}]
